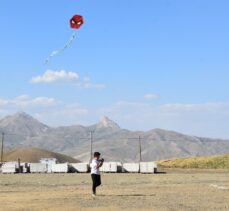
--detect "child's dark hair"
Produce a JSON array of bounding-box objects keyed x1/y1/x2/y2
[{"x1": 94, "y1": 152, "x2": 101, "y2": 157}]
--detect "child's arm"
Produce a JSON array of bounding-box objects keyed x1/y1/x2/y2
[{"x1": 96, "y1": 159, "x2": 104, "y2": 169}]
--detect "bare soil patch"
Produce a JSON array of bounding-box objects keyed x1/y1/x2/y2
[{"x1": 0, "y1": 169, "x2": 229, "y2": 211}]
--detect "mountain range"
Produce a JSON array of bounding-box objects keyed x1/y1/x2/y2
[{"x1": 1, "y1": 112, "x2": 229, "y2": 162}]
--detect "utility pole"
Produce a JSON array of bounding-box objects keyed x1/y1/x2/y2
[
  {"x1": 1, "y1": 132, "x2": 4, "y2": 164},
  {"x1": 128, "y1": 135, "x2": 143, "y2": 163},
  {"x1": 78, "y1": 131, "x2": 95, "y2": 164},
  {"x1": 138, "y1": 136, "x2": 142, "y2": 163},
  {"x1": 90, "y1": 131, "x2": 94, "y2": 163}
]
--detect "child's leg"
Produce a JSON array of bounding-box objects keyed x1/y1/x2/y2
[
  {"x1": 91, "y1": 174, "x2": 97, "y2": 194},
  {"x1": 96, "y1": 175, "x2": 101, "y2": 187}
]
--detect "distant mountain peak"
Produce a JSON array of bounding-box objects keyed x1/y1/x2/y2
[
  {"x1": 97, "y1": 116, "x2": 120, "y2": 129},
  {"x1": 3, "y1": 112, "x2": 41, "y2": 124},
  {"x1": 0, "y1": 112, "x2": 49, "y2": 136},
  {"x1": 14, "y1": 111, "x2": 33, "y2": 118}
]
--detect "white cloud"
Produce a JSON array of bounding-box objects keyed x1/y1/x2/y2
[
  {"x1": 116, "y1": 101, "x2": 147, "y2": 107},
  {"x1": 0, "y1": 99, "x2": 8, "y2": 106},
  {"x1": 1, "y1": 96, "x2": 229, "y2": 138},
  {"x1": 0, "y1": 95, "x2": 58, "y2": 108},
  {"x1": 144, "y1": 93, "x2": 160, "y2": 100},
  {"x1": 60, "y1": 103, "x2": 89, "y2": 116},
  {"x1": 30, "y1": 70, "x2": 105, "y2": 89},
  {"x1": 28, "y1": 97, "x2": 58, "y2": 107},
  {"x1": 0, "y1": 96, "x2": 89, "y2": 127},
  {"x1": 160, "y1": 102, "x2": 229, "y2": 111},
  {"x1": 32, "y1": 103, "x2": 89, "y2": 126},
  {"x1": 97, "y1": 101, "x2": 229, "y2": 138},
  {"x1": 30, "y1": 70, "x2": 79, "y2": 84}
]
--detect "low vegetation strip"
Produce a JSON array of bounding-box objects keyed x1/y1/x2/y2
[{"x1": 157, "y1": 154, "x2": 229, "y2": 169}]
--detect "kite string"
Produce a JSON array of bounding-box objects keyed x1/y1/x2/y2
[{"x1": 44, "y1": 31, "x2": 77, "y2": 65}]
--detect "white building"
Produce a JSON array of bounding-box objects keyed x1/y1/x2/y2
[{"x1": 40, "y1": 158, "x2": 57, "y2": 173}]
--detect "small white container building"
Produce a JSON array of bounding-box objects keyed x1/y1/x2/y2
[
  {"x1": 100, "y1": 162, "x2": 118, "y2": 173},
  {"x1": 122, "y1": 163, "x2": 140, "y2": 173},
  {"x1": 1, "y1": 162, "x2": 18, "y2": 174},
  {"x1": 140, "y1": 162, "x2": 157, "y2": 174},
  {"x1": 40, "y1": 158, "x2": 57, "y2": 173},
  {"x1": 70, "y1": 163, "x2": 89, "y2": 173},
  {"x1": 51, "y1": 163, "x2": 69, "y2": 173},
  {"x1": 30, "y1": 163, "x2": 47, "y2": 173}
]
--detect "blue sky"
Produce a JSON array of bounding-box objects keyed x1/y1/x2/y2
[{"x1": 0, "y1": 0, "x2": 229, "y2": 138}]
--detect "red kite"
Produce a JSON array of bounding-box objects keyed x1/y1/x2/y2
[
  {"x1": 44, "y1": 14, "x2": 84, "y2": 64},
  {"x1": 70, "y1": 15, "x2": 84, "y2": 29}
]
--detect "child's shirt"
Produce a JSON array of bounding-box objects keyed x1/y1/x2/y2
[{"x1": 90, "y1": 159, "x2": 100, "y2": 175}]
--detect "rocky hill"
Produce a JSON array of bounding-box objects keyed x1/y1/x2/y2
[{"x1": 1, "y1": 112, "x2": 229, "y2": 162}]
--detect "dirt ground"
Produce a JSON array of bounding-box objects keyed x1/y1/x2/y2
[{"x1": 0, "y1": 168, "x2": 229, "y2": 211}]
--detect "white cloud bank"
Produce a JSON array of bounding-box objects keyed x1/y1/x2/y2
[
  {"x1": 97, "y1": 101, "x2": 229, "y2": 138},
  {"x1": 144, "y1": 93, "x2": 160, "y2": 100},
  {"x1": 0, "y1": 95, "x2": 58, "y2": 108},
  {"x1": 1, "y1": 96, "x2": 229, "y2": 138},
  {"x1": 30, "y1": 70, "x2": 105, "y2": 89},
  {"x1": 0, "y1": 95, "x2": 89, "y2": 126}
]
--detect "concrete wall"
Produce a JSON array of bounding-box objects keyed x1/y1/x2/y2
[
  {"x1": 1, "y1": 162, "x2": 158, "y2": 174},
  {"x1": 30, "y1": 163, "x2": 47, "y2": 173},
  {"x1": 123, "y1": 163, "x2": 140, "y2": 173},
  {"x1": 51, "y1": 163, "x2": 69, "y2": 173},
  {"x1": 100, "y1": 162, "x2": 118, "y2": 173},
  {"x1": 140, "y1": 162, "x2": 157, "y2": 174},
  {"x1": 70, "y1": 163, "x2": 89, "y2": 173}
]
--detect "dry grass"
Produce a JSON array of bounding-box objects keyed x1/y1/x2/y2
[
  {"x1": 157, "y1": 154, "x2": 229, "y2": 169},
  {"x1": 0, "y1": 169, "x2": 229, "y2": 211}
]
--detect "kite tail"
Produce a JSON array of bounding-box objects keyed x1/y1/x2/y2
[{"x1": 44, "y1": 31, "x2": 77, "y2": 65}]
